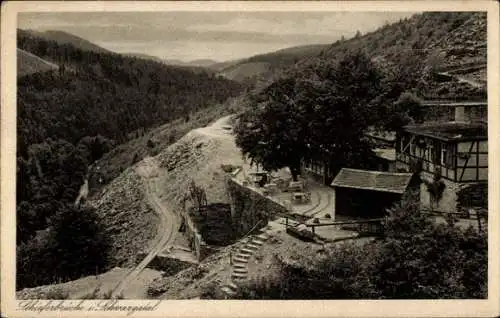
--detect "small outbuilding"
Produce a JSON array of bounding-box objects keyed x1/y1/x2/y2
[{"x1": 330, "y1": 168, "x2": 416, "y2": 219}]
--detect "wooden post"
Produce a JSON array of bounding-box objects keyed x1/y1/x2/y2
[{"x1": 476, "y1": 209, "x2": 482, "y2": 232}]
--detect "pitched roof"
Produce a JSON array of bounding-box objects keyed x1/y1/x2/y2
[
  {"x1": 421, "y1": 100, "x2": 487, "y2": 107},
  {"x1": 331, "y1": 168, "x2": 413, "y2": 194},
  {"x1": 403, "y1": 122, "x2": 487, "y2": 141}
]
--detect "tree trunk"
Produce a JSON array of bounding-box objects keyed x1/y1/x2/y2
[{"x1": 290, "y1": 165, "x2": 300, "y2": 181}]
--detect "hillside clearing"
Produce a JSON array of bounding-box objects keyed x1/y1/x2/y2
[
  {"x1": 17, "y1": 48, "x2": 59, "y2": 77},
  {"x1": 155, "y1": 115, "x2": 253, "y2": 208},
  {"x1": 89, "y1": 169, "x2": 160, "y2": 268}
]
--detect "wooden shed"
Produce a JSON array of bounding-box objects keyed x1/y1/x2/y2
[{"x1": 330, "y1": 168, "x2": 415, "y2": 219}]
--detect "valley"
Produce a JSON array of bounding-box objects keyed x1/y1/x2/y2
[{"x1": 14, "y1": 11, "x2": 489, "y2": 302}]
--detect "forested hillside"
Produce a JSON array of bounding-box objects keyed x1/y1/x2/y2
[
  {"x1": 322, "y1": 12, "x2": 486, "y2": 70},
  {"x1": 16, "y1": 29, "x2": 244, "y2": 289},
  {"x1": 17, "y1": 29, "x2": 244, "y2": 149},
  {"x1": 293, "y1": 12, "x2": 487, "y2": 100},
  {"x1": 222, "y1": 12, "x2": 486, "y2": 96},
  {"x1": 21, "y1": 29, "x2": 111, "y2": 53},
  {"x1": 214, "y1": 43, "x2": 330, "y2": 85}
]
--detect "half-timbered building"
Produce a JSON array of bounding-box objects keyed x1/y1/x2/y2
[{"x1": 396, "y1": 121, "x2": 487, "y2": 213}]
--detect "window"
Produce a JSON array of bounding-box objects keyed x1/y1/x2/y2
[
  {"x1": 400, "y1": 135, "x2": 407, "y2": 152},
  {"x1": 432, "y1": 141, "x2": 441, "y2": 165},
  {"x1": 441, "y1": 148, "x2": 447, "y2": 166},
  {"x1": 446, "y1": 144, "x2": 455, "y2": 167},
  {"x1": 447, "y1": 108, "x2": 454, "y2": 121},
  {"x1": 440, "y1": 143, "x2": 455, "y2": 167}
]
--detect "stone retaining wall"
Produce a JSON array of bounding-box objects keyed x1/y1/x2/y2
[
  {"x1": 179, "y1": 208, "x2": 210, "y2": 262},
  {"x1": 139, "y1": 253, "x2": 192, "y2": 276},
  {"x1": 226, "y1": 177, "x2": 288, "y2": 235}
]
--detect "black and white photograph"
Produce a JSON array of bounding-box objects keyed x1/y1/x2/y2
[{"x1": 1, "y1": 1, "x2": 499, "y2": 317}]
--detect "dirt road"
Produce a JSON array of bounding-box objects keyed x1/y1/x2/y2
[{"x1": 110, "y1": 156, "x2": 179, "y2": 298}]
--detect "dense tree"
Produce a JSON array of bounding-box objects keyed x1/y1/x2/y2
[
  {"x1": 234, "y1": 77, "x2": 308, "y2": 180},
  {"x1": 383, "y1": 92, "x2": 424, "y2": 131},
  {"x1": 16, "y1": 138, "x2": 88, "y2": 244},
  {"x1": 234, "y1": 51, "x2": 383, "y2": 180},
  {"x1": 77, "y1": 135, "x2": 115, "y2": 164},
  {"x1": 17, "y1": 205, "x2": 111, "y2": 289}
]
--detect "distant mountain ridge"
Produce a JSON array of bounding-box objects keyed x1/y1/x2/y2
[
  {"x1": 123, "y1": 52, "x2": 165, "y2": 63},
  {"x1": 212, "y1": 43, "x2": 332, "y2": 84},
  {"x1": 164, "y1": 58, "x2": 219, "y2": 68},
  {"x1": 215, "y1": 12, "x2": 487, "y2": 90},
  {"x1": 20, "y1": 29, "x2": 111, "y2": 53}
]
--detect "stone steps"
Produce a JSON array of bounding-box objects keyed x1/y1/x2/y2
[
  {"x1": 246, "y1": 243, "x2": 261, "y2": 250},
  {"x1": 233, "y1": 257, "x2": 249, "y2": 263},
  {"x1": 231, "y1": 272, "x2": 247, "y2": 279},
  {"x1": 221, "y1": 231, "x2": 272, "y2": 297},
  {"x1": 250, "y1": 239, "x2": 264, "y2": 245},
  {"x1": 235, "y1": 253, "x2": 251, "y2": 259}
]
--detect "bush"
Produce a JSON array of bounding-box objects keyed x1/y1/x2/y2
[
  {"x1": 17, "y1": 205, "x2": 111, "y2": 290},
  {"x1": 147, "y1": 139, "x2": 155, "y2": 148}
]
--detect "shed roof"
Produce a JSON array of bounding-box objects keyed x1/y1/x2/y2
[{"x1": 331, "y1": 168, "x2": 413, "y2": 194}]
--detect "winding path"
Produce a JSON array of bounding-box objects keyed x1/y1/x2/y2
[{"x1": 110, "y1": 157, "x2": 179, "y2": 298}]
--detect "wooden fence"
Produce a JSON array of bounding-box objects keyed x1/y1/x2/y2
[
  {"x1": 307, "y1": 218, "x2": 386, "y2": 236},
  {"x1": 421, "y1": 207, "x2": 488, "y2": 220},
  {"x1": 282, "y1": 216, "x2": 386, "y2": 237}
]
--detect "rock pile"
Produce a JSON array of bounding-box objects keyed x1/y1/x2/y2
[{"x1": 90, "y1": 168, "x2": 160, "y2": 268}]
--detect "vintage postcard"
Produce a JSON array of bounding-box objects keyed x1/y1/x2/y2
[{"x1": 1, "y1": 1, "x2": 499, "y2": 317}]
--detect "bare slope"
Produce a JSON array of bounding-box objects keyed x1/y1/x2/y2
[
  {"x1": 17, "y1": 48, "x2": 59, "y2": 77},
  {"x1": 155, "y1": 115, "x2": 252, "y2": 208},
  {"x1": 90, "y1": 168, "x2": 160, "y2": 268},
  {"x1": 218, "y1": 62, "x2": 271, "y2": 82},
  {"x1": 212, "y1": 44, "x2": 329, "y2": 84}
]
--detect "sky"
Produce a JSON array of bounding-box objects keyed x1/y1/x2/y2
[{"x1": 18, "y1": 11, "x2": 416, "y2": 62}]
